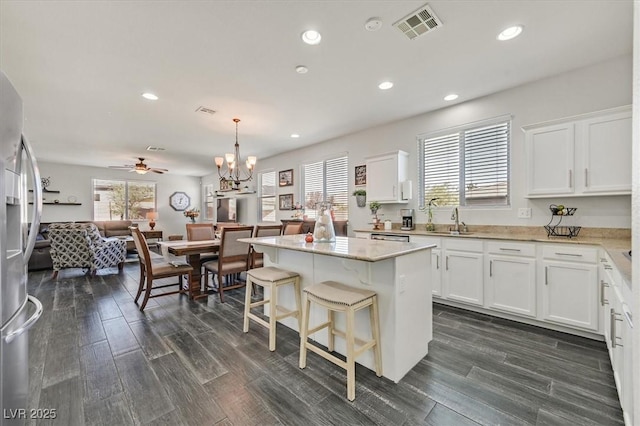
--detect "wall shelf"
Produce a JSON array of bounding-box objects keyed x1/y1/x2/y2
[
  {"x1": 29, "y1": 189, "x2": 61, "y2": 193},
  {"x1": 29, "y1": 202, "x2": 82, "y2": 206}
]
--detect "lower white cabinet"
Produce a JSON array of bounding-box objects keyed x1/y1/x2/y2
[
  {"x1": 412, "y1": 236, "x2": 442, "y2": 296},
  {"x1": 486, "y1": 254, "x2": 537, "y2": 318},
  {"x1": 541, "y1": 259, "x2": 598, "y2": 331},
  {"x1": 443, "y1": 239, "x2": 483, "y2": 306}
]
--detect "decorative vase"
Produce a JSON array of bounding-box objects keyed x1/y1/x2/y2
[
  {"x1": 189, "y1": 216, "x2": 196, "y2": 224},
  {"x1": 425, "y1": 221, "x2": 435, "y2": 231},
  {"x1": 356, "y1": 195, "x2": 366, "y2": 208},
  {"x1": 313, "y1": 202, "x2": 336, "y2": 242}
]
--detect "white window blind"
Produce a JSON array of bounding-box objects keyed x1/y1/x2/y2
[
  {"x1": 420, "y1": 117, "x2": 510, "y2": 207},
  {"x1": 302, "y1": 155, "x2": 348, "y2": 220},
  {"x1": 258, "y1": 170, "x2": 276, "y2": 222}
]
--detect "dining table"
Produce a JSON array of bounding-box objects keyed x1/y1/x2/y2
[{"x1": 158, "y1": 239, "x2": 220, "y2": 300}]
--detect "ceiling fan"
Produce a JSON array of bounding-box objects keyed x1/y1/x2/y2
[{"x1": 108, "y1": 157, "x2": 168, "y2": 174}]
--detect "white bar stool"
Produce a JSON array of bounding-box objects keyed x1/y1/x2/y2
[
  {"x1": 244, "y1": 266, "x2": 301, "y2": 351},
  {"x1": 299, "y1": 280, "x2": 382, "y2": 401}
]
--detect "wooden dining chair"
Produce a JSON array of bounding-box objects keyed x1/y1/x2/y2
[
  {"x1": 250, "y1": 224, "x2": 283, "y2": 269},
  {"x1": 131, "y1": 227, "x2": 193, "y2": 311},
  {"x1": 283, "y1": 221, "x2": 304, "y2": 235},
  {"x1": 202, "y1": 226, "x2": 254, "y2": 303},
  {"x1": 186, "y1": 223, "x2": 218, "y2": 286}
]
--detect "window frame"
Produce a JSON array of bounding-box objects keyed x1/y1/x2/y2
[
  {"x1": 418, "y1": 115, "x2": 511, "y2": 209},
  {"x1": 301, "y1": 153, "x2": 349, "y2": 220},
  {"x1": 258, "y1": 169, "x2": 277, "y2": 222},
  {"x1": 92, "y1": 178, "x2": 157, "y2": 221}
]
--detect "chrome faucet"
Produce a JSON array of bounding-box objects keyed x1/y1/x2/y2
[{"x1": 450, "y1": 207, "x2": 460, "y2": 233}]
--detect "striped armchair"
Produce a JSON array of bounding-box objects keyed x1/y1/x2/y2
[{"x1": 48, "y1": 222, "x2": 126, "y2": 279}]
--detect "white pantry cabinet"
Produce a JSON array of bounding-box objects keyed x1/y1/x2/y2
[
  {"x1": 442, "y1": 239, "x2": 483, "y2": 306},
  {"x1": 523, "y1": 105, "x2": 631, "y2": 197},
  {"x1": 485, "y1": 241, "x2": 537, "y2": 318},
  {"x1": 365, "y1": 151, "x2": 409, "y2": 204},
  {"x1": 540, "y1": 245, "x2": 599, "y2": 331}
]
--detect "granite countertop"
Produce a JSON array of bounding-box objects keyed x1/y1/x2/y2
[
  {"x1": 240, "y1": 235, "x2": 435, "y2": 262},
  {"x1": 353, "y1": 226, "x2": 631, "y2": 284}
]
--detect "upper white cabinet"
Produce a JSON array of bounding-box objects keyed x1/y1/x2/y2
[
  {"x1": 366, "y1": 151, "x2": 410, "y2": 203},
  {"x1": 523, "y1": 106, "x2": 631, "y2": 197}
]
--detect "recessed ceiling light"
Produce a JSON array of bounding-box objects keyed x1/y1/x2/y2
[
  {"x1": 497, "y1": 25, "x2": 523, "y2": 41},
  {"x1": 295, "y1": 65, "x2": 309, "y2": 74},
  {"x1": 444, "y1": 94, "x2": 459, "y2": 101},
  {"x1": 378, "y1": 81, "x2": 394, "y2": 90},
  {"x1": 301, "y1": 30, "x2": 322, "y2": 45},
  {"x1": 141, "y1": 92, "x2": 158, "y2": 100},
  {"x1": 291, "y1": 134, "x2": 300, "y2": 138}
]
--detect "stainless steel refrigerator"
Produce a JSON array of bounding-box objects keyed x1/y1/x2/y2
[{"x1": 1, "y1": 71, "x2": 43, "y2": 424}]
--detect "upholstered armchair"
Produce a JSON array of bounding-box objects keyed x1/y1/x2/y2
[{"x1": 48, "y1": 223, "x2": 126, "y2": 279}]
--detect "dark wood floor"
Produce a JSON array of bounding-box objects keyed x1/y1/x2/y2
[{"x1": 26, "y1": 263, "x2": 623, "y2": 425}]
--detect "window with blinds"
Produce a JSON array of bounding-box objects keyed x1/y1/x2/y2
[
  {"x1": 258, "y1": 170, "x2": 276, "y2": 221},
  {"x1": 419, "y1": 118, "x2": 510, "y2": 207},
  {"x1": 302, "y1": 155, "x2": 348, "y2": 220}
]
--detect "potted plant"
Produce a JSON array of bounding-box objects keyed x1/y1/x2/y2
[
  {"x1": 369, "y1": 201, "x2": 381, "y2": 215},
  {"x1": 352, "y1": 189, "x2": 367, "y2": 208}
]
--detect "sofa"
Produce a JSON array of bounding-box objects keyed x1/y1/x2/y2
[{"x1": 28, "y1": 220, "x2": 137, "y2": 271}]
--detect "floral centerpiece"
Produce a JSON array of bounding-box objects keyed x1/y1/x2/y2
[{"x1": 184, "y1": 208, "x2": 200, "y2": 223}]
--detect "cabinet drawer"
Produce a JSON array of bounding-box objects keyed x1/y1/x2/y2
[
  {"x1": 487, "y1": 241, "x2": 535, "y2": 257},
  {"x1": 542, "y1": 245, "x2": 597, "y2": 263},
  {"x1": 444, "y1": 238, "x2": 483, "y2": 252},
  {"x1": 411, "y1": 235, "x2": 441, "y2": 248}
]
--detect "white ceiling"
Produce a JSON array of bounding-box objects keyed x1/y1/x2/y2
[{"x1": 0, "y1": 1, "x2": 633, "y2": 176}]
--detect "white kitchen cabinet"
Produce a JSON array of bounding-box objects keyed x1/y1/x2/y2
[
  {"x1": 365, "y1": 151, "x2": 409, "y2": 203},
  {"x1": 540, "y1": 245, "x2": 598, "y2": 331},
  {"x1": 485, "y1": 241, "x2": 537, "y2": 318},
  {"x1": 525, "y1": 122, "x2": 574, "y2": 196},
  {"x1": 577, "y1": 109, "x2": 632, "y2": 194},
  {"x1": 412, "y1": 236, "x2": 442, "y2": 296},
  {"x1": 523, "y1": 105, "x2": 631, "y2": 197},
  {"x1": 443, "y1": 239, "x2": 483, "y2": 306}
]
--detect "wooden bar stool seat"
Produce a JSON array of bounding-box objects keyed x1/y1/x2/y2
[
  {"x1": 244, "y1": 266, "x2": 302, "y2": 351},
  {"x1": 299, "y1": 280, "x2": 382, "y2": 401}
]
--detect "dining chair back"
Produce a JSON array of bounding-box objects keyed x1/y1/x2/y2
[
  {"x1": 131, "y1": 227, "x2": 193, "y2": 311},
  {"x1": 251, "y1": 224, "x2": 283, "y2": 269},
  {"x1": 186, "y1": 223, "x2": 218, "y2": 287},
  {"x1": 202, "y1": 225, "x2": 254, "y2": 302},
  {"x1": 283, "y1": 221, "x2": 304, "y2": 235}
]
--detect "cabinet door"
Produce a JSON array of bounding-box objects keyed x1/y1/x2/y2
[
  {"x1": 366, "y1": 154, "x2": 398, "y2": 202},
  {"x1": 525, "y1": 123, "x2": 574, "y2": 196},
  {"x1": 443, "y1": 250, "x2": 483, "y2": 306},
  {"x1": 621, "y1": 304, "x2": 633, "y2": 425},
  {"x1": 486, "y1": 255, "x2": 536, "y2": 317},
  {"x1": 578, "y1": 110, "x2": 632, "y2": 194},
  {"x1": 541, "y1": 260, "x2": 598, "y2": 331},
  {"x1": 431, "y1": 248, "x2": 442, "y2": 297}
]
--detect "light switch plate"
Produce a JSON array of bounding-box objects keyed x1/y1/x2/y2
[{"x1": 518, "y1": 208, "x2": 532, "y2": 219}]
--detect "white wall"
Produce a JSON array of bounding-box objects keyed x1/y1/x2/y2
[
  {"x1": 34, "y1": 161, "x2": 201, "y2": 238},
  {"x1": 204, "y1": 54, "x2": 632, "y2": 232}
]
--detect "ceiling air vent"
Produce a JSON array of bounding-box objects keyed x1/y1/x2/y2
[
  {"x1": 195, "y1": 106, "x2": 216, "y2": 115},
  {"x1": 393, "y1": 3, "x2": 442, "y2": 40},
  {"x1": 146, "y1": 146, "x2": 165, "y2": 152}
]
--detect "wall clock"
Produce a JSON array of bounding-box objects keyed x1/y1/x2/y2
[{"x1": 169, "y1": 191, "x2": 191, "y2": 211}]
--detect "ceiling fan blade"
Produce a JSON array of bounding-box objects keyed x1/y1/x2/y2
[
  {"x1": 108, "y1": 165, "x2": 133, "y2": 169},
  {"x1": 150, "y1": 169, "x2": 166, "y2": 174}
]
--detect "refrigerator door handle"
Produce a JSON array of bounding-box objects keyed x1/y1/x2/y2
[
  {"x1": 4, "y1": 295, "x2": 43, "y2": 344},
  {"x1": 21, "y1": 134, "x2": 43, "y2": 263}
]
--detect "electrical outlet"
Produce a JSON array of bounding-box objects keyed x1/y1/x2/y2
[{"x1": 518, "y1": 208, "x2": 532, "y2": 219}]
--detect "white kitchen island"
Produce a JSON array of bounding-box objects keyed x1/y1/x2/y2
[{"x1": 240, "y1": 234, "x2": 435, "y2": 383}]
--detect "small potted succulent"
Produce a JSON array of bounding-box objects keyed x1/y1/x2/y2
[
  {"x1": 352, "y1": 189, "x2": 367, "y2": 208},
  {"x1": 369, "y1": 201, "x2": 381, "y2": 215}
]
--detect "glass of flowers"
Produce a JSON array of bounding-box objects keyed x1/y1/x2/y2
[{"x1": 184, "y1": 208, "x2": 200, "y2": 223}]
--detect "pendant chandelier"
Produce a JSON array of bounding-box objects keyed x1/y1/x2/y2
[{"x1": 214, "y1": 118, "x2": 257, "y2": 188}]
